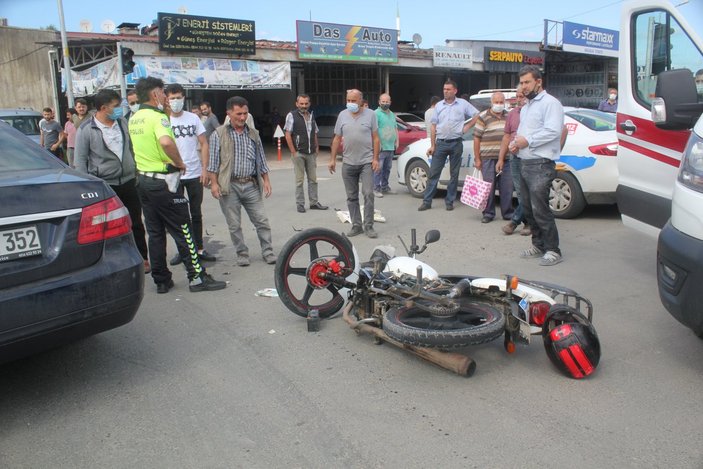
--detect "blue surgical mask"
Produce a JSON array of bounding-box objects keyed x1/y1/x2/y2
[
  {"x1": 108, "y1": 106, "x2": 124, "y2": 121},
  {"x1": 346, "y1": 102, "x2": 359, "y2": 113}
]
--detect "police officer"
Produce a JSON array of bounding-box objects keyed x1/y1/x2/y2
[{"x1": 129, "y1": 77, "x2": 226, "y2": 294}]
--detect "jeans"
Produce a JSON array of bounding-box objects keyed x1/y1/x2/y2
[
  {"x1": 292, "y1": 151, "x2": 319, "y2": 207},
  {"x1": 137, "y1": 175, "x2": 205, "y2": 284},
  {"x1": 510, "y1": 156, "x2": 525, "y2": 225},
  {"x1": 423, "y1": 139, "x2": 463, "y2": 206},
  {"x1": 519, "y1": 159, "x2": 560, "y2": 254},
  {"x1": 480, "y1": 158, "x2": 514, "y2": 220},
  {"x1": 181, "y1": 177, "x2": 205, "y2": 250},
  {"x1": 111, "y1": 178, "x2": 148, "y2": 261},
  {"x1": 342, "y1": 162, "x2": 374, "y2": 229},
  {"x1": 217, "y1": 180, "x2": 274, "y2": 258},
  {"x1": 373, "y1": 150, "x2": 394, "y2": 192}
]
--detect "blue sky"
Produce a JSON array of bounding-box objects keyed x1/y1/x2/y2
[{"x1": 1, "y1": 0, "x2": 701, "y2": 46}]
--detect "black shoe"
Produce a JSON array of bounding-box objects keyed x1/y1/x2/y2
[
  {"x1": 309, "y1": 202, "x2": 328, "y2": 210},
  {"x1": 446, "y1": 204, "x2": 454, "y2": 211},
  {"x1": 156, "y1": 279, "x2": 174, "y2": 294},
  {"x1": 418, "y1": 203, "x2": 431, "y2": 211},
  {"x1": 169, "y1": 253, "x2": 182, "y2": 266},
  {"x1": 481, "y1": 216, "x2": 494, "y2": 224},
  {"x1": 189, "y1": 273, "x2": 227, "y2": 292},
  {"x1": 347, "y1": 225, "x2": 364, "y2": 237},
  {"x1": 297, "y1": 205, "x2": 306, "y2": 213},
  {"x1": 365, "y1": 227, "x2": 378, "y2": 238},
  {"x1": 198, "y1": 250, "x2": 216, "y2": 262}
]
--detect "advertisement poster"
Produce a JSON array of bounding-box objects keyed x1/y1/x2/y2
[
  {"x1": 563, "y1": 21, "x2": 619, "y2": 58},
  {"x1": 62, "y1": 57, "x2": 120, "y2": 97},
  {"x1": 432, "y1": 46, "x2": 473, "y2": 68},
  {"x1": 296, "y1": 20, "x2": 397, "y2": 63},
  {"x1": 158, "y1": 12, "x2": 255, "y2": 56}
]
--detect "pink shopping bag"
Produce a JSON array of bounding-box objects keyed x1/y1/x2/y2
[{"x1": 460, "y1": 169, "x2": 492, "y2": 211}]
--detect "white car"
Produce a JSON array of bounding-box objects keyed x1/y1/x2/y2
[{"x1": 396, "y1": 107, "x2": 618, "y2": 218}]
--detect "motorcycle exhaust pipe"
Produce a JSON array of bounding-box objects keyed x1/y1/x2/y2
[
  {"x1": 447, "y1": 278, "x2": 472, "y2": 299},
  {"x1": 342, "y1": 302, "x2": 476, "y2": 377}
]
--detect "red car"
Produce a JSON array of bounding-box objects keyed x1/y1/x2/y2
[{"x1": 395, "y1": 118, "x2": 426, "y2": 154}]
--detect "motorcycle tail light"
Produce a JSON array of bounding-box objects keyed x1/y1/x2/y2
[
  {"x1": 529, "y1": 301, "x2": 551, "y2": 326},
  {"x1": 588, "y1": 143, "x2": 618, "y2": 156}
]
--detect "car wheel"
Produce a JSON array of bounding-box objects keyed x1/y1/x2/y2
[
  {"x1": 549, "y1": 171, "x2": 586, "y2": 219},
  {"x1": 405, "y1": 159, "x2": 429, "y2": 198}
]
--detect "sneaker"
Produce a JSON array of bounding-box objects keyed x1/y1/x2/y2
[
  {"x1": 236, "y1": 255, "x2": 250, "y2": 267},
  {"x1": 169, "y1": 253, "x2": 182, "y2": 266},
  {"x1": 539, "y1": 251, "x2": 563, "y2": 266},
  {"x1": 198, "y1": 250, "x2": 216, "y2": 262},
  {"x1": 481, "y1": 216, "x2": 493, "y2": 223},
  {"x1": 381, "y1": 188, "x2": 395, "y2": 195},
  {"x1": 309, "y1": 202, "x2": 328, "y2": 210},
  {"x1": 365, "y1": 227, "x2": 378, "y2": 238},
  {"x1": 373, "y1": 190, "x2": 383, "y2": 198},
  {"x1": 520, "y1": 245, "x2": 544, "y2": 258},
  {"x1": 189, "y1": 273, "x2": 227, "y2": 292},
  {"x1": 297, "y1": 205, "x2": 306, "y2": 213},
  {"x1": 264, "y1": 253, "x2": 278, "y2": 265},
  {"x1": 502, "y1": 222, "x2": 517, "y2": 235},
  {"x1": 446, "y1": 204, "x2": 454, "y2": 211},
  {"x1": 156, "y1": 279, "x2": 174, "y2": 294},
  {"x1": 418, "y1": 203, "x2": 431, "y2": 211},
  {"x1": 143, "y1": 259, "x2": 151, "y2": 274},
  {"x1": 520, "y1": 225, "x2": 532, "y2": 236},
  {"x1": 347, "y1": 225, "x2": 363, "y2": 237}
]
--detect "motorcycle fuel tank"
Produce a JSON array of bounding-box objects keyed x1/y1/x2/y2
[{"x1": 384, "y1": 257, "x2": 439, "y2": 281}]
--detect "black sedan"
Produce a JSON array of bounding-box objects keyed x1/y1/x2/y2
[{"x1": 0, "y1": 122, "x2": 144, "y2": 364}]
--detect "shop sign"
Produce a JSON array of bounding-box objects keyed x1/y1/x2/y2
[
  {"x1": 563, "y1": 21, "x2": 619, "y2": 58},
  {"x1": 433, "y1": 46, "x2": 473, "y2": 68},
  {"x1": 158, "y1": 12, "x2": 255, "y2": 55},
  {"x1": 296, "y1": 20, "x2": 398, "y2": 63},
  {"x1": 484, "y1": 47, "x2": 544, "y2": 72}
]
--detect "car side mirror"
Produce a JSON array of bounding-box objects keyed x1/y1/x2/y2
[
  {"x1": 653, "y1": 68, "x2": 703, "y2": 130},
  {"x1": 425, "y1": 229, "x2": 440, "y2": 244}
]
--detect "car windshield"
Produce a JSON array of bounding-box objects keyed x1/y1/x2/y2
[
  {"x1": 0, "y1": 126, "x2": 61, "y2": 171},
  {"x1": 398, "y1": 113, "x2": 423, "y2": 123},
  {"x1": 0, "y1": 115, "x2": 41, "y2": 136},
  {"x1": 565, "y1": 109, "x2": 616, "y2": 132}
]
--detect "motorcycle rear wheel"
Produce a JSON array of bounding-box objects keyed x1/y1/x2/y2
[
  {"x1": 274, "y1": 228, "x2": 356, "y2": 318},
  {"x1": 383, "y1": 297, "x2": 505, "y2": 348}
]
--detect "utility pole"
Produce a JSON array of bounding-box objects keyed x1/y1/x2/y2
[{"x1": 57, "y1": 0, "x2": 74, "y2": 107}]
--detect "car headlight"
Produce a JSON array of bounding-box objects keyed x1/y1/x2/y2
[{"x1": 678, "y1": 132, "x2": 703, "y2": 193}]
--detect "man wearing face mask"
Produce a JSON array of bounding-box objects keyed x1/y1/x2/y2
[
  {"x1": 597, "y1": 87, "x2": 618, "y2": 113},
  {"x1": 695, "y1": 69, "x2": 703, "y2": 97},
  {"x1": 129, "y1": 77, "x2": 226, "y2": 293},
  {"x1": 329, "y1": 89, "x2": 380, "y2": 239},
  {"x1": 74, "y1": 89, "x2": 149, "y2": 273},
  {"x1": 165, "y1": 83, "x2": 217, "y2": 266},
  {"x1": 284, "y1": 94, "x2": 328, "y2": 213},
  {"x1": 373, "y1": 93, "x2": 399, "y2": 198},
  {"x1": 509, "y1": 65, "x2": 565, "y2": 267},
  {"x1": 473, "y1": 91, "x2": 513, "y2": 224},
  {"x1": 125, "y1": 89, "x2": 139, "y2": 122}
]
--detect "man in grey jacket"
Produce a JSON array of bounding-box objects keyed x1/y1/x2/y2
[{"x1": 74, "y1": 88, "x2": 149, "y2": 272}]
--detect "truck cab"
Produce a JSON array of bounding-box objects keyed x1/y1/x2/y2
[{"x1": 617, "y1": 0, "x2": 703, "y2": 335}]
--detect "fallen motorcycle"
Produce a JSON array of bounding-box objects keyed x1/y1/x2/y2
[{"x1": 274, "y1": 227, "x2": 600, "y2": 378}]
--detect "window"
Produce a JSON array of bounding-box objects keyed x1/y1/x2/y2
[{"x1": 565, "y1": 110, "x2": 616, "y2": 131}]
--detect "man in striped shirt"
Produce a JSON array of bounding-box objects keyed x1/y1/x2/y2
[
  {"x1": 473, "y1": 92, "x2": 514, "y2": 224},
  {"x1": 207, "y1": 96, "x2": 276, "y2": 267}
]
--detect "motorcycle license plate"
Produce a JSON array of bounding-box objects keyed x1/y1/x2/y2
[{"x1": 0, "y1": 225, "x2": 42, "y2": 262}]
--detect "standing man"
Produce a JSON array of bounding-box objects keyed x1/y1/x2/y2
[
  {"x1": 72, "y1": 98, "x2": 91, "y2": 129},
  {"x1": 73, "y1": 89, "x2": 150, "y2": 273},
  {"x1": 208, "y1": 96, "x2": 277, "y2": 267},
  {"x1": 597, "y1": 87, "x2": 618, "y2": 113},
  {"x1": 129, "y1": 77, "x2": 226, "y2": 293},
  {"x1": 63, "y1": 108, "x2": 77, "y2": 167},
  {"x1": 424, "y1": 96, "x2": 440, "y2": 138},
  {"x1": 39, "y1": 107, "x2": 65, "y2": 159},
  {"x1": 473, "y1": 91, "x2": 513, "y2": 224},
  {"x1": 373, "y1": 93, "x2": 399, "y2": 198},
  {"x1": 419, "y1": 80, "x2": 478, "y2": 211},
  {"x1": 165, "y1": 83, "x2": 217, "y2": 265},
  {"x1": 125, "y1": 90, "x2": 139, "y2": 121},
  {"x1": 328, "y1": 89, "x2": 380, "y2": 238},
  {"x1": 509, "y1": 65, "x2": 564, "y2": 266},
  {"x1": 284, "y1": 94, "x2": 328, "y2": 213},
  {"x1": 200, "y1": 101, "x2": 220, "y2": 139},
  {"x1": 498, "y1": 89, "x2": 531, "y2": 236}
]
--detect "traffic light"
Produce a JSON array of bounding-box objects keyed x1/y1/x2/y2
[{"x1": 121, "y1": 47, "x2": 135, "y2": 75}]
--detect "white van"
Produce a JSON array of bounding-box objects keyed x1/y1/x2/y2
[{"x1": 617, "y1": 0, "x2": 703, "y2": 336}]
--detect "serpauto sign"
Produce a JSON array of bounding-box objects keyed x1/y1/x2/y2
[
  {"x1": 563, "y1": 21, "x2": 619, "y2": 58},
  {"x1": 158, "y1": 12, "x2": 255, "y2": 55},
  {"x1": 433, "y1": 46, "x2": 472, "y2": 68},
  {"x1": 296, "y1": 20, "x2": 397, "y2": 63},
  {"x1": 484, "y1": 47, "x2": 545, "y2": 72}
]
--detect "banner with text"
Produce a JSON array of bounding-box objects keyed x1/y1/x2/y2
[
  {"x1": 158, "y1": 12, "x2": 255, "y2": 55},
  {"x1": 563, "y1": 21, "x2": 619, "y2": 58},
  {"x1": 432, "y1": 46, "x2": 473, "y2": 68},
  {"x1": 62, "y1": 57, "x2": 120, "y2": 97},
  {"x1": 296, "y1": 20, "x2": 397, "y2": 63}
]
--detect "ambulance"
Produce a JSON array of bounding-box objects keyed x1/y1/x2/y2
[{"x1": 617, "y1": 1, "x2": 703, "y2": 335}]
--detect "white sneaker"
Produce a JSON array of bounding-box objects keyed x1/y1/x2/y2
[
  {"x1": 373, "y1": 190, "x2": 383, "y2": 198},
  {"x1": 520, "y1": 245, "x2": 544, "y2": 258},
  {"x1": 539, "y1": 251, "x2": 563, "y2": 266}
]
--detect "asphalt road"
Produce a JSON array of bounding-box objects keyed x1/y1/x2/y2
[{"x1": 1, "y1": 151, "x2": 701, "y2": 468}]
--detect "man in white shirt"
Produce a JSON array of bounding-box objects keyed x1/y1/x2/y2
[{"x1": 166, "y1": 84, "x2": 217, "y2": 265}]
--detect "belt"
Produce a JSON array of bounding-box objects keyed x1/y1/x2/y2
[
  {"x1": 436, "y1": 138, "x2": 461, "y2": 143},
  {"x1": 138, "y1": 171, "x2": 168, "y2": 180},
  {"x1": 520, "y1": 157, "x2": 555, "y2": 165},
  {"x1": 231, "y1": 176, "x2": 256, "y2": 184}
]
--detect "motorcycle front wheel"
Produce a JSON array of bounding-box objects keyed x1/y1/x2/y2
[
  {"x1": 274, "y1": 228, "x2": 356, "y2": 318},
  {"x1": 383, "y1": 297, "x2": 505, "y2": 348}
]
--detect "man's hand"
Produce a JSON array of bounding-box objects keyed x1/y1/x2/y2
[
  {"x1": 372, "y1": 159, "x2": 379, "y2": 173},
  {"x1": 426, "y1": 146, "x2": 435, "y2": 157},
  {"x1": 210, "y1": 181, "x2": 222, "y2": 199},
  {"x1": 262, "y1": 179, "x2": 272, "y2": 198},
  {"x1": 474, "y1": 157, "x2": 482, "y2": 170},
  {"x1": 200, "y1": 173, "x2": 210, "y2": 186},
  {"x1": 495, "y1": 160, "x2": 504, "y2": 173},
  {"x1": 513, "y1": 135, "x2": 528, "y2": 150},
  {"x1": 328, "y1": 158, "x2": 336, "y2": 174}
]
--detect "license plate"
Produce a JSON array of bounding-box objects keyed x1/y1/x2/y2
[{"x1": 0, "y1": 225, "x2": 42, "y2": 262}]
